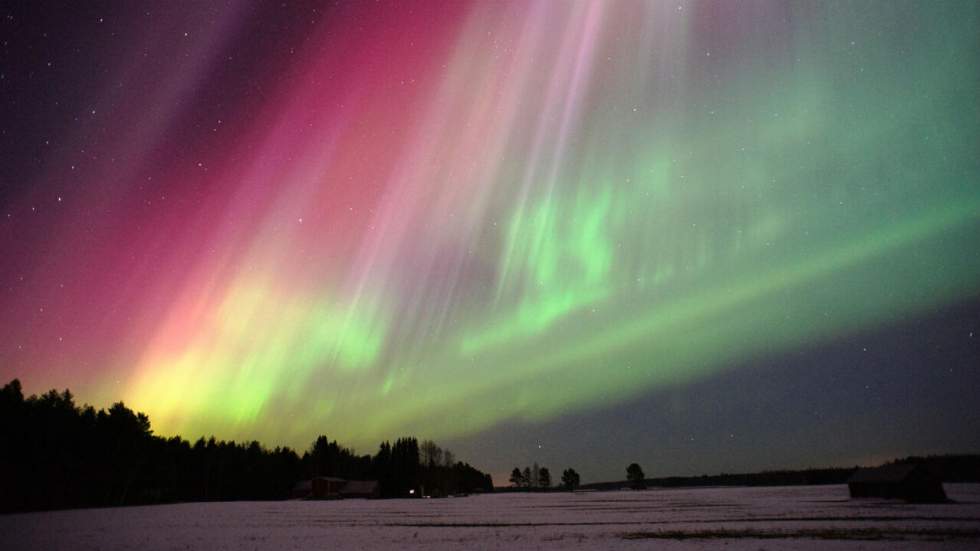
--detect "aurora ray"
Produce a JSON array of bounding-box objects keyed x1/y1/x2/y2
[{"x1": 1, "y1": 1, "x2": 977, "y2": 476}]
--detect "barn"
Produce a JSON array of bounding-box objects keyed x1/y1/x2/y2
[
  {"x1": 339, "y1": 480, "x2": 380, "y2": 499},
  {"x1": 311, "y1": 476, "x2": 347, "y2": 498},
  {"x1": 847, "y1": 463, "x2": 947, "y2": 503},
  {"x1": 292, "y1": 477, "x2": 379, "y2": 499}
]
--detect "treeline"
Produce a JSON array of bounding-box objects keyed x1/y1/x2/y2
[
  {"x1": 0, "y1": 379, "x2": 492, "y2": 513},
  {"x1": 579, "y1": 455, "x2": 980, "y2": 491},
  {"x1": 506, "y1": 463, "x2": 582, "y2": 491},
  {"x1": 508, "y1": 462, "x2": 552, "y2": 490}
]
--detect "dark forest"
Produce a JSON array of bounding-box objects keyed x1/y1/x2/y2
[{"x1": 0, "y1": 379, "x2": 493, "y2": 513}]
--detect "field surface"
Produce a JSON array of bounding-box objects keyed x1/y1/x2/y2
[{"x1": 3, "y1": 484, "x2": 980, "y2": 550}]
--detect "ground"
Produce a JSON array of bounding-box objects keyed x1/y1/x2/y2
[{"x1": 3, "y1": 484, "x2": 979, "y2": 550}]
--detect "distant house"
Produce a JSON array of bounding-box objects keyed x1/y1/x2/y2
[
  {"x1": 848, "y1": 463, "x2": 947, "y2": 503},
  {"x1": 292, "y1": 477, "x2": 379, "y2": 499}
]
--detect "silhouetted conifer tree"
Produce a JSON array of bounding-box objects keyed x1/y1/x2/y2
[
  {"x1": 538, "y1": 467, "x2": 551, "y2": 489},
  {"x1": 510, "y1": 467, "x2": 525, "y2": 488},
  {"x1": 561, "y1": 468, "x2": 580, "y2": 491},
  {"x1": 627, "y1": 463, "x2": 646, "y2": 490}
]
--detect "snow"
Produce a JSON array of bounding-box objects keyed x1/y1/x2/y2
[{"x1": 3, "y1": 484, "x2": 979, "y2": 550}]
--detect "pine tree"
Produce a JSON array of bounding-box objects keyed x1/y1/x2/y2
[
  {"x1": 627, "y1": 463, "x2": 646, "y2": 490},
  {"x1": 561, "y1": 468, "x2": 580, "y2": 491},
  {"x1": 538, "y1": 467, "x2": 551, "y2": 489},
  {"x1": 509, "y1": 467, "x2": 525, "y2": 488}
]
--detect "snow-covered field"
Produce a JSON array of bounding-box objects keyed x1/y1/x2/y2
[{"x1": 3, "y1": 484, "x2": 979, "y2": 550}]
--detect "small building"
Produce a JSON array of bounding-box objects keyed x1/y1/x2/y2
[
  {"x1": 312, "y1": 476, "x2": 347, "y2": 499},
  {"x1": 292, "y1": 477, "x2": 379, "y2": 499},
  {"x1": 339, "y1": 479, "x2": 380, "y2": 499},
  {"x1": 848, "y1": 463, "x2": 946, "y2": 503}
]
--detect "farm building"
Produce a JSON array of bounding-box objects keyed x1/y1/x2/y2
[
  {"x1": 312, "y1": 477, "x2": 347, "y2": 499},
  {"x1": 847, "y1": 463, "x2": 947, "y2": 502},
  {"x1": 292, "y1": 477, "x2": 379, "y2": 499},
  {"x1": 339, "y1": 480, "x2": 380, "y2": 499}
]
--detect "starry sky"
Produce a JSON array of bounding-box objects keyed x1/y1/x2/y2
[{"x1": 1, "y1": 1, "x2": 978, "y2": 483}]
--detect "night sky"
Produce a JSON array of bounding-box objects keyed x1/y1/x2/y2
[{"x1": 1, "y1": 1, "x2": 978, "y2": 484}]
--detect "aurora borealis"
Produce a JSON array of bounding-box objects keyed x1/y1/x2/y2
[{"x1": 1, "y1": 1, "x2": 978, "y2": 481}]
